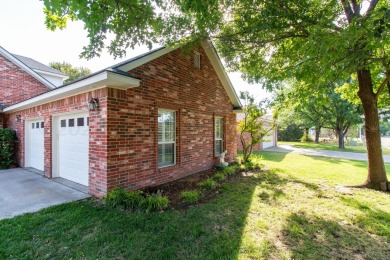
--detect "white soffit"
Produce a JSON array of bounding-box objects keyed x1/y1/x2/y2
[{"x1": 3, "y1": 71, "x2": 140, "y2": 113}]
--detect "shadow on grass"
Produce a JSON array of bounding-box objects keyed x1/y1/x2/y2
[
  {"x1": 281, "y1": 211, "x2": 390, "y2": 259},
  {"x1": 340, "y1": 196, "x2": 390, "y2": 238},
  {"x1": 0, "y1": 174, "x2": 260, "y2": 259}
]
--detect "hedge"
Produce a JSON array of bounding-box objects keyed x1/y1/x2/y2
[{"x1": 0, "y1": 128, "x2": 17, "y2": 169}]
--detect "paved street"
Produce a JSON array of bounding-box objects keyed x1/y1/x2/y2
[{"x1": 265, "y1": 144, "x2": 390, "y2": 163}]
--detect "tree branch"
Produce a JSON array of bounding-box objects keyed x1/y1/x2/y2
[
  {"x1": 365, "y1": 0, "x2": 379, "y2": 15},
  {"x1": 375, "y1": 72, "x2": 390, "y2": 101},
  {"x1": 340, "y1": 0, "x2": 355, "y2": 23}
]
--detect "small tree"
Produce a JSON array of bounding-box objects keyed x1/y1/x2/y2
[{"x1": 238, "y1": 92, "x2": 275, "y2": 163}]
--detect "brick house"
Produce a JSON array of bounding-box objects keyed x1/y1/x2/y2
[{"x1": 0, "y1": 40, "x2": 242, "y2": 197}]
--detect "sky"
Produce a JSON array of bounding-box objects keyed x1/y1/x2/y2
[{"x1": 0, "y1": 0, "x2": 272, "y2": 102}]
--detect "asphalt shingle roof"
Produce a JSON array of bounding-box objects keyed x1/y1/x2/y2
[{"x1": 12, "y1": 54, "x2": 67, "y2": 76}]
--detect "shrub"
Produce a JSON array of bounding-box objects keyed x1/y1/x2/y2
[
  {"x1": 213, "y1": 172, "x2": 226, "y2": 182},
  {"x1": 105, "y1": 189, "x2": 129, "y2": 209},
  {"x1": 198, "y1": 178, "x2": 217, "y2": 190},
  {"x1": 239, "y1": 156, "x2": 263, "y2": 170},
  {"x1": 0, "y1": 129, "x2": 17, "y2": 169},
  {"x1": 301, "y1": 134, "x2": 313, "y2": 142},
  {"x1": 278, "y1": 124, "x2": 303, "y2": 141},
  {"x1": 105, "y1": 189, "x2": 144, "y2": 209},
  {"x1": 142, "y1": 191, "x2": 169, "y2": 212},
  {"x1": 180, "y1": 190, "x2": 202, "y2": 204},
  {"x1": 223, "y1": 165, "x2": 238, "y2": 176}
]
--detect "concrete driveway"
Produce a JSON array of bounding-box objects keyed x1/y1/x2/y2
[{"x1": 0, "y1": 168, "x2": 90, "y2": 220}]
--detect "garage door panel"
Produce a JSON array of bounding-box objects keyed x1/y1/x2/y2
[
  {"x1": 58, "y1": 113, "x2": 89, "y2": 186},
  {"x1": 262, "y1": 132, "x2": 275, "y2": 149}
]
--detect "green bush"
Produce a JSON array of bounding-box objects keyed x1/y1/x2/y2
[
  {"x1": 0, "y1": 129, "x2": 17, "y2": 169},
  {"x1": 278, "y1": 124, "x2": 303, "y2": 141},
  {"x1": 213, "y1": 172, "x2": 226, "y2": 182},
  {"x1": 142, "y1": 191, "x2": 169, "y2": 212},
  {"x1": 198, "y1": 178, "x2": 217, "y2": 190},
  {"x1": 180, "y1": 190, "x2": 202, "y2": 204},
  {"x1": 105, "y1": 189, "x2": 144, "y2": 209},
  {"x1": 223, "y1": 165, "x2": 238, "y2": 175},
  {"x1": 301, "y1": 134, "x2": 313, "y2": 142},
  {"x1": 239, "y1": 156, "x2": 263, "y2": 170}
]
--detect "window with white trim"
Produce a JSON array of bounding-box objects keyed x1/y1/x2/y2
[
  {"x1": 215, "y1": 117, "x2": 223, "y2": 156},
  {"x1": 158, "y1": 109, "x2": 176, "y2": 168}
]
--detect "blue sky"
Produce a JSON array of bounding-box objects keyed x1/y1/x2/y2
[{"x1": 0, "y1": 0, "x2": 272, "y2": 102}]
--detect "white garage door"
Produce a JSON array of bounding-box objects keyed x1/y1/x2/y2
[
  {"x1": 28, "y1": 119, "x2": 45, "y2": 171},
  {"x1": 262, "y1": 132, "x2": 275, "y2": 149},
  {"x1": 58, "y1": 113, "x2": 89, "y2": 186}
]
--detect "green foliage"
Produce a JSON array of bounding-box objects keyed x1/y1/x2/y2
[
  {"x1": 278, "y1": 124, "x2": 303, "y2": 142},
  {"x1": 141, "y1": 191, "x2": 169, "y2": 212},
  {"x1": 223, "y1": 165, "x2": 238, "y2": 176},
  {"x1": 49, "y1": 61, "x2": 91, "y2": 83},
  {"x1": 238, "y1": 91, "x2": 275, "y2": 163},
  {"x1": 197, "y1": 178, "x2": 217, "y2": 190},
  {"x1": 105, "y1": 189, "x2": 144, "y2": 209},
  {"x1": 0, "y1": 129, "x2": 17, "y2": 169},
  {"x1": 238, "y1": 155, "x2": 263, "y2": 171},
  {"x1": 301, "y1": 134, "x2": 313, "y2": 142},
  {"x1": 180, "y1": 190, "x2": 202, "y2": 204},
  {"x1": 213, "y1": 172, "x2": 226, "y2": 182}
]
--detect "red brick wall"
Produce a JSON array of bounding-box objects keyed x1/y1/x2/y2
[
  {"x1": 4, "y1": 89, "x2": 109, "y2": 196},
  {"x1": 0, "y1": 54, "x2": 51, "y2": 107},
  {"x1": 105, "y1": 47, "x2": 237, "y2": 191}
]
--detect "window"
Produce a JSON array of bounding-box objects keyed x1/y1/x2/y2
[
  {"x1": 41, "y1": 122, "x2": 44, "y2": 128},
  {"x1": 215, "y1": 117, "x2": 223, "y2": 156},
  {"x1": 69, "y1": 118, "x2": 75, "y2": 127},
  {"x1": 158, "y1": 110, "x2": 176, "y2": 168},
  {"x1": 32, "y1": 123, "x2": 35, "y2": 129},
  {"x1": 36, "y1": 122, "x2": 39, "y2": 128},
  {"x1": 77, "y1": 117, "x2": 84, "y2": 126},
  {"x1": 60, "y1": 119, "x2": 66, "y2": 127}
]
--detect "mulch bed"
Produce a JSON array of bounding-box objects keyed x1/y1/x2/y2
[{"x1": 144, "y1": 165, "x2": 247, "y2": 209}]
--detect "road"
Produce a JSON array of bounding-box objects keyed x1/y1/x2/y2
[{"x1": 265, "y1": 144, "x2": 390, "y2": 163}]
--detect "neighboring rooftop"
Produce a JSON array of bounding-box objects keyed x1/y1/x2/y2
[{"x1": 13, "y1": 54, "x2": 67, "y2": 76}]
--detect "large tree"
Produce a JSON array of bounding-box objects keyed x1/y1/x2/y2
[
  {"x1": 50, "y1": 61, "x2": 91, "y2": 83},
  {"x1": 43, "y1": 0, "x2": 390, "y2": 190}
]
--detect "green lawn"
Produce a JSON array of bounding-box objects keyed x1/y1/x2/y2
[
  {"x1": 1, "y1": 153, "x2": 390, "y2": 259},
  {"x1": 279, "y1": 141, "x2": 390, "y2": 155}
]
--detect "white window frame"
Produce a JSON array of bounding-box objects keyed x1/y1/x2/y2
[
  {"x1": 158, "y1": 109, "x2": 176, "y2": 168},
  {"x1": 215, "y1": 116, "x2": 223, "y2": 156}
]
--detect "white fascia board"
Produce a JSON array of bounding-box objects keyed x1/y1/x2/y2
[
  {"x1": 0, "y1": 46, "x2": 56, "y2": 89},
  {"x1": 200, "y1": 40, "x2": 242, "y2": 108},
  {"x1": 116, "y1": 47, "x2": 178, "y2": 72},
  {"x1": 3, "y1": 71, "x2": 140, "y2": 113},
  {"x1": 34, "y1": 69, "x2": 69, "y2": 80}
]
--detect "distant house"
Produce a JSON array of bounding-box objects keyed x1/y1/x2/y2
[
  {"x1": 236, "y1": 114, "x2": 277, "y2": 151},
  {"x1": 0, "y1": 40, "x2": 242, "y2": 197}
]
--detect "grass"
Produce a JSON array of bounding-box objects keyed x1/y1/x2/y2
[
  {"x1": 279, "y1": 141, "x2": 390, "y2": 155},
  {"x1": 1, "y1": 152, "x2": 390, "y2": 259}
]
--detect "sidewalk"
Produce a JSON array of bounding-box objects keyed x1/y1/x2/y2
[{"x1": 265, "y1": 145, "x2": 390, "y2": 163}]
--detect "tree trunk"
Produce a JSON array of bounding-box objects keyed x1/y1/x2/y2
[
  {"x1": 357, "y1": 70, "x2": 388, "y2": 190},
  {"x1": 337, "y1": 128, "x2": 345, "y2": 149},
  {"x1": 315, "y1": 127, "x2": 321, "y2": 144}
]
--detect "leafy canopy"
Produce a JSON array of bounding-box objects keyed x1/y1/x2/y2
[{"x1": 49, "y1": 61, "x2": 91, "y2": 83}]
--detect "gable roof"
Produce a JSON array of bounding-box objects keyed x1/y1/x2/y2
[
  {"x1": 13, "y1": 54, "x2": 67, "y2": 76},
  {"x1": 3, "y1": 40, "x2": 242, "y2": 113},
  {"x1": 0, "y1": 46, "x2": 57, "y2": 89}
]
